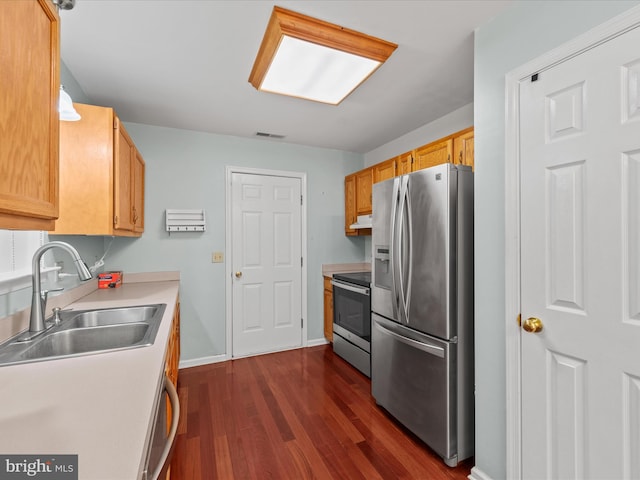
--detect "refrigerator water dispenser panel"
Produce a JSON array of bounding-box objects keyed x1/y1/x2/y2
[{"x1": 374, "y1": 246, "x2": 391, "y2": 289}]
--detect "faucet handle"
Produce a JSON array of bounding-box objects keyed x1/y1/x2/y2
[
  {"x1": 40, "y1": 287, "x2": 64, "y2": 315},
  {"x1": 40, "y1": 287, "x2": 64, "y2": 301}
]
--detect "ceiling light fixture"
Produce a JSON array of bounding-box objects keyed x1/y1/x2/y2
[{"x1": 249, "y1": 6, "x2": 397, "y2": 105}]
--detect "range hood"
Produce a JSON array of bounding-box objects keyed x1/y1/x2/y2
[{"x1": 350, "y1": 214, "x2": 372, "y2": 229}]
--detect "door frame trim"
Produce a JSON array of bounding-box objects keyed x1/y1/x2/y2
[
  {"x1": 504, "y1": 6, "x2": 640, "y2": 479},
  {"x1": 224, "y1": 165, "x2": 308, "y2": 360}
]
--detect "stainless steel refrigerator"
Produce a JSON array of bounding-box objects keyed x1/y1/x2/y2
[{"x1": 371, "y1": 163, "x2": 474, "y2": 467}]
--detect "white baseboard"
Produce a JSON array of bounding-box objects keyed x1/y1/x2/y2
[
  {"x1": 178, "y1": 341, "x2": 330, "y2": 369},
  {"x1": 179, "y1": 354, "x2": 228, "y2": 369},
  {"x1": 307, "y1": 337, "x2": 330, "y2": 347},
  {"x1": 468, "y1": 466, "x2": 494, "y2": 480}
]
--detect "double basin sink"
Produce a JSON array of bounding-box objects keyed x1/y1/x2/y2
[{"x1": 0, "y1": 304, "x2": 166, "y2": 367}]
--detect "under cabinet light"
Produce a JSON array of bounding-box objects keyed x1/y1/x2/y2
[
  {"x1": 59, "y1": 85, "x2": 81, "y2": 121},
  {"x1": 249, "y1": 6, "x2": 397, "y2": 105}
]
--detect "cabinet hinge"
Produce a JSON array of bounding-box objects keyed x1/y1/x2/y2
[
  {"x1": 300, "y1": 195, "x2": 303, "y2": 206},
  {"x1": 411, "y1": 155, "x2": 414, "y2": 164},
  {"x1": 113, "y1": 215, "x2": 118, "y2": 225},
  {"x1": 301, "y1": 318, "x2": 304, "y2": 328},
  {"x1": 301, "y1": 257, "x2": 303, "y2": 267},
  {"x1": 517, "y1": 313, "x2": 522, "y2": 327}
]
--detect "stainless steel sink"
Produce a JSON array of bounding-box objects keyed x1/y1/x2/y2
[
  {"x1": 0, "y1": 304, "x2": 166, "y2": 366},
  {"x1": 65, "y1": 305, "x2": 160, "y2": 328}
]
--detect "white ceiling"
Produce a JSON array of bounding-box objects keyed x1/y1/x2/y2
[{"x1": 60, "y1": 0, "x2": 511, "y2": 154}]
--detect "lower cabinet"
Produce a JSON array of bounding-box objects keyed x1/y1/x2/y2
[
  {"x1": 323, "y1": 277, "x2": 333, "y2": 342},
  {"x1": 164, "y1": 294, "x2": 180, "y2": 480}
]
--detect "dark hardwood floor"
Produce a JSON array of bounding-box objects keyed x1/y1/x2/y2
[{"x1": 170, "y1": 345, "x2": 472, "y2": 480}]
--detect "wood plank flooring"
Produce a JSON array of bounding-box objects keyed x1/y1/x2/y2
[{"x1": 170, "y1": 345, "x2": 473, "y2": 480}]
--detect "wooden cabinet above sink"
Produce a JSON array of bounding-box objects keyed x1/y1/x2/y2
[{"x1": 51, "y1": 103, "x2": 145, "y2": 236}]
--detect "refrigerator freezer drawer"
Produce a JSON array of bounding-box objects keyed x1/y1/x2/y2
[{"x1": 371, "y1": 314, "x2": 458, "y2": 466}]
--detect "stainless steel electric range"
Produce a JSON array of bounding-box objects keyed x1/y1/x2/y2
[{"x1": 331, "y1": 271, "x2": 371, "y2": 377}]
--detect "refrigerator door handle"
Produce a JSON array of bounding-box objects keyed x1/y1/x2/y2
[
  {"x1": 397, "y1": 175, "x2": 410, "y2": 324},
  {"x1": 404, "y1": 177, "x2": 413, "y2": 321},
  {"x1": 390, "y1": 177, "x2": 401, "y2": 319},
  {"x1": 373, "y1": 318, "x2": 445, "y2": 358}
]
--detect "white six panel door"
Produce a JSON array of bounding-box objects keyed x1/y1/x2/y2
[
  {"x1": 520, "y1": 25, "x2": 640, "y2": 479},
  {"x1": 231, "y1": 172, "x2": 302, "y2": 358}
]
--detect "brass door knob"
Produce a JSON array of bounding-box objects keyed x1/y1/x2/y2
[
  {"x1": 522, "y1": 317, "x2": 543, "y2": 333},
  {"x1": 235, "y1": 271, "x2": 242, "y2": 278}
]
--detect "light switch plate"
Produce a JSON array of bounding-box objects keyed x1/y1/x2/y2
[{"x1": 212, "y1": 252, "x2": 224, "y2": 263}]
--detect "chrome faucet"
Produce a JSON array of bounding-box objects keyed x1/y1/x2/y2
[{"x1": 28, "y1": 241, "x2": 92, "y2": 335}]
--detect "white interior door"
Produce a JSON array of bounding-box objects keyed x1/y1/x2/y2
[
  {"x1": 520, "y1": 25, "x2": 640, "y2": 479},
  {"x1": 231, "y1": 172, "x2": 302, "y2": 358}
]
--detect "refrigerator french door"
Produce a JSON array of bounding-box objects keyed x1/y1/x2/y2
[{"x1": 371, "y1": 163, "x2": 474, "y2": 467}]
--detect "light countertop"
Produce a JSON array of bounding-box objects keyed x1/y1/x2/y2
[
  {"x1": 0, "y1": 274, "x2": 180, "y2": 480},
  {"x1": 322, "y1": 262, "x2": 371, "y2": 278}
]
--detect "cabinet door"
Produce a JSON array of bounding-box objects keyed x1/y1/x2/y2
[
  {"x1": 344, "y1": 174, "x2": 357, "y2": 236},
  {"x1": 453, "y1": 128, "x2": 474, "y2": 170},
  {"x1": 397, "y1": 151, "x2": 413, "y2": 175},
  {"x1": 0, "y1": 0, "x2": 59, "y2": 230},
  {"x1": 373, "y1": 158, "x2": 396, "y2": 184},
  {"x1": 55, "y1": 103, "x2": 115, "y2": 235},
  {"x1": 355, "y1": 168, "x2": 373, "y2": 215},
  {"x1": 323, "y1": 278, "x2": 333, "y2": 342},
  {"x1": 114, "y1": 118, "x2": 135, "y2": 232},
  {"x1": 414, "y1": 139, "x2": 453, "y2": 171},
  {"x1": 132, "y1": 150, "x2": 145, "y2": 233}
]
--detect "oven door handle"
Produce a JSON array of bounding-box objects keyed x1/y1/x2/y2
[{"x1": 331, "y1": 279, "x2": 370, "y2": 296}]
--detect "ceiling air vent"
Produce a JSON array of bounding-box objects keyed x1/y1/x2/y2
[{"x1": 255, "y1": 132, "x2": 286, "y2": 139}]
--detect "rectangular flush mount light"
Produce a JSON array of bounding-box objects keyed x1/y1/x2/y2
[{"x1": 249, "y1": 6, "x2": 397, "y2": 105}]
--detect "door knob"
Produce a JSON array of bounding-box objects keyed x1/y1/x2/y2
[
  {"x1": 235, "y1": 271, "x2": 242, "y2": 278},
  {"x1": 522, "y1": 317, "x2": 544, "y2": 333}
]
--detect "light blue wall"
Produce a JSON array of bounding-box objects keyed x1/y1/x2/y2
[
  {"x1": 474, "y1": 1, "x2": 640, "y2": 478},
  {"x1": 65, "y1": 124, "x2": 365, "y2": 362},
  {"x1": 61, "y1": 60, "x2": 90, "y2": 105}
]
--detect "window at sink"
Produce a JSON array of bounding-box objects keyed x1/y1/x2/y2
[{"x1": 0, "y1": 231, "x2": 58, "y2": 290}]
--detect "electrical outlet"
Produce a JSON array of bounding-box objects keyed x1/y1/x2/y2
[{"x1": 212, "y1": 252, "x2": 224, "y2": 263}]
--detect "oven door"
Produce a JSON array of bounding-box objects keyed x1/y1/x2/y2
[{"x1": 331, "y1": 279, "x2": 371, "y2": 339}]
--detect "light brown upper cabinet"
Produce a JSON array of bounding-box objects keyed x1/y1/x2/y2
[
  {"x1": 343, "y1": 126, "x2": 472, "y2": 235},
  {"x1": 345, "y1": 171, "x2": 371, "y2": 236},
  {"x1": 0, "y1": 0, "x2": 60, "y2": 230},
  {"x1": 355, "y1": 168, "x2": 373, "y2": 215},
  {"x1": 453, "y1": 127, "x2": 475, "y2": 170},
  {"x1": 397, "y1": 151, "x2": 413, "y2": 175},
  {"x1": 373, "y1": 158, "x2": 396, "y2": 184},
  {"x1": 414, "y1": 138, "x2": 453, "y2": 172},
  {"x1": 52, "y1": 103, "x2": 145, "y2": 236},
  {"x1": 344, "y1": 174, "x2": 357, "y2": 236},
  {"x1": 132, "y1": 150, "x2": 146, "y2": 233}
]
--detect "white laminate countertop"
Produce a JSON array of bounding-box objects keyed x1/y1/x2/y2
[{"x1": 0, "y1": 278, "x2": 180, "y2": 480}]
